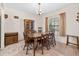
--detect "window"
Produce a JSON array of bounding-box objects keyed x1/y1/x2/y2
[{"x1": 48, "y1": 17, "x2": 59, "y2": 36}]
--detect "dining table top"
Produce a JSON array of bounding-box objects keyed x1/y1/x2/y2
[
  {"x1": 28, "y1": 33, "x2": 41, "y2": 37},
  {"x1": 27, "y1": 32, "x2": 49, "y2": 38}
]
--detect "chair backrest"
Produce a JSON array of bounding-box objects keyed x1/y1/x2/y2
[
  {"x1": 32, "y1": 30, "x2": 37, "y2": 33},
  {"x1": 49, "y1": 32, "x2": 55, "y2": 40},
  {"x1": 51, "y1": 32, "x2": 55, "y2": 37},
  {"x1": 37, "y1": 36, "x2": 42, "y2": 42},
  {"x1": 23, "y1": 32, "x2": 27, "y2": 39},
  {"x1": 41, "y1": 34, "x2": 45, "y2": 40},
  {"x1": 41, "y1": 34, "x2": 47, "y2": 40},
  {"x1": 23, "y1": 32, "x2": 30, "y2": 43}
]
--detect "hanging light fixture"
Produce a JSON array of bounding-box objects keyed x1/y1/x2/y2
[{"x1": 36, "y1": 3, "x2": 43, "y2": 15}]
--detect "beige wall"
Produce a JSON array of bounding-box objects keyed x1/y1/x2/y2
[
  {"x1": 39, "y1": 4, "x2": 79, "y2": 43},
  {"x1": 34, "y1": 15, "x2": 43, "y2": 32},
  {"x1": 4, "y1": 7, "x2": 36, "y2": 41},
  {"x1": 1, "y1": 6, "x2": 37, "y2": 48}
]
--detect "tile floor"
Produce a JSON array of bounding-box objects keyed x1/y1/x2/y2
[{"x1": 0, "y1": 40, "x2": 79, "y2": 56}]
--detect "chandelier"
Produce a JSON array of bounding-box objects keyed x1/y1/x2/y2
[{"x1": 36, "y1": 3, "x2": 43, "y2": 15}]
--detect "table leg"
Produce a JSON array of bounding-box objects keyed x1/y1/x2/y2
[
  {"x1": 26, "y1": 44, "x2": 29, "y2": 54},
  {"x1": 66, "y1": 35, "x2": 69, "y2": 45},
  {"x1": 77, "y1": 37, "x2": 79, "y2": 49},
  {"x1": 33, "y1": 40, "x2": 36, "y2": 56}
]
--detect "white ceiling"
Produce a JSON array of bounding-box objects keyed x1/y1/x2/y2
[{"x1": 4, "y1": 3, "x2": 70, "y2": 15}]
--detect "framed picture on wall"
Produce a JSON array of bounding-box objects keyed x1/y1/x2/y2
[
  {"x1": 14, "y1": 16, "x2": 19, "y2": 19},
  {"x1": 4, "y1": 14, "x2": 8, "y2": 19}
]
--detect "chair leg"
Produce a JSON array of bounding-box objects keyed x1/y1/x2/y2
[
  {"x1": 66, "y1": 35, "x2": 69, "y2": 45},
  {"x1": 48, "y1": 40, "x2": 51, "y2": 49},
  {"x1": 54, "y1": 37, "x2": 56, "y2": 45},
  {"x1": 42, "y1": 40, "x2": 43, "y2": 54},
  {"x1": 34, "y1": 48, "x2": 35, "y2": 56},
  {"x1": 26, "y1": 44, "x2": 29, "y2": 55},
  {"x1": 46, "y1": 40, "x2": 50, "y2": 50},
  {"x1": 33, "y1": 41, "x2": 35, "y2": 56},
  {"x1": 45, "y1": 41, "x2": 48, "y2": 50},
  {"x1": 77, "y1": 37, "x2": 79, "y2": 49},
  {"x1": 52, "y1": 38, "x2": 54, "y2": 47},
  {"x1": 50, "y1": 37, "x2": 54, "y2": 47},
  {"x1": 23, "y1": 45, "x2": 26, "y2": 50}
]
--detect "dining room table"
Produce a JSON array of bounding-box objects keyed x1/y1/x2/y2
[
  {"x1": 27, "y1": 32, "x2": 44, "y2": 56},
  {"x1": 26, "y1": 32, "x2": 52, "y2": 56}
]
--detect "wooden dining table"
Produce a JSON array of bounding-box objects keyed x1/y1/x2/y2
[
  {"x1": 27, "y1": 32, "x2": 44, "y2": 56},
  {"x1": 26, "y1": 32, "x2": 55, "y2": 56}
]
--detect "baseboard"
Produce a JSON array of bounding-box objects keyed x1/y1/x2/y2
[{"x1": 18, "y1": 39, "x2": 24, "y2": 42}]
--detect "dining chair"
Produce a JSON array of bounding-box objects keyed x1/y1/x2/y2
[
  {"x1": 23, "y1": 32, "x2": 27, "y2": 50},
  {"x1": 23, "y1": 32, "x2": 34, "y2": 54},
  {"x1": 26, "y1": 36, "x2": 34, "y2": 54},
  {"x1": 42, "y1": 34, "x2": 50, "y2": 50},
  {"x1": 52, "y1": 32, "x2": 56, "y2": 45},
  {"x1": 49, "y1": 32, "x2": 56, "y2": 46}
]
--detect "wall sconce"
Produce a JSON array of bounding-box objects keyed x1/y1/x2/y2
[{"x1": 76, "y1": 12, "x2": 79, "y2": 22}]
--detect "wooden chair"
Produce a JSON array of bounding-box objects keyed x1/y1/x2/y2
[
  {"x1": 51, "y1": 32, "x2": 56, "y2": 45},
  {"x1": 48, "y1": 32, "x2": 53, "y2": 46},
  {"x1": 23, "y1": 32, "x2": 32, "y2": 50},
  {"x1": 23, "y1": 32, "x2": 27, "y2": 50},
  {"x1": 52, "y1": 32, "x2": 56, "y2": 45},
  {"x1": 23, "y1": 32, "x2": 44, "y2": 56},
  {"x1": 48, "y1": 32, "x2": 56, "y2": 47},
  {"x1": 26, "y1": 37, "x2": 34, "y2": 54},
  {"x1": 42, "y1": 34, "x2": 50, "y2": 50},
  {"x1": 23, "y1": 32, "x2": 34, "y2": 54}
]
